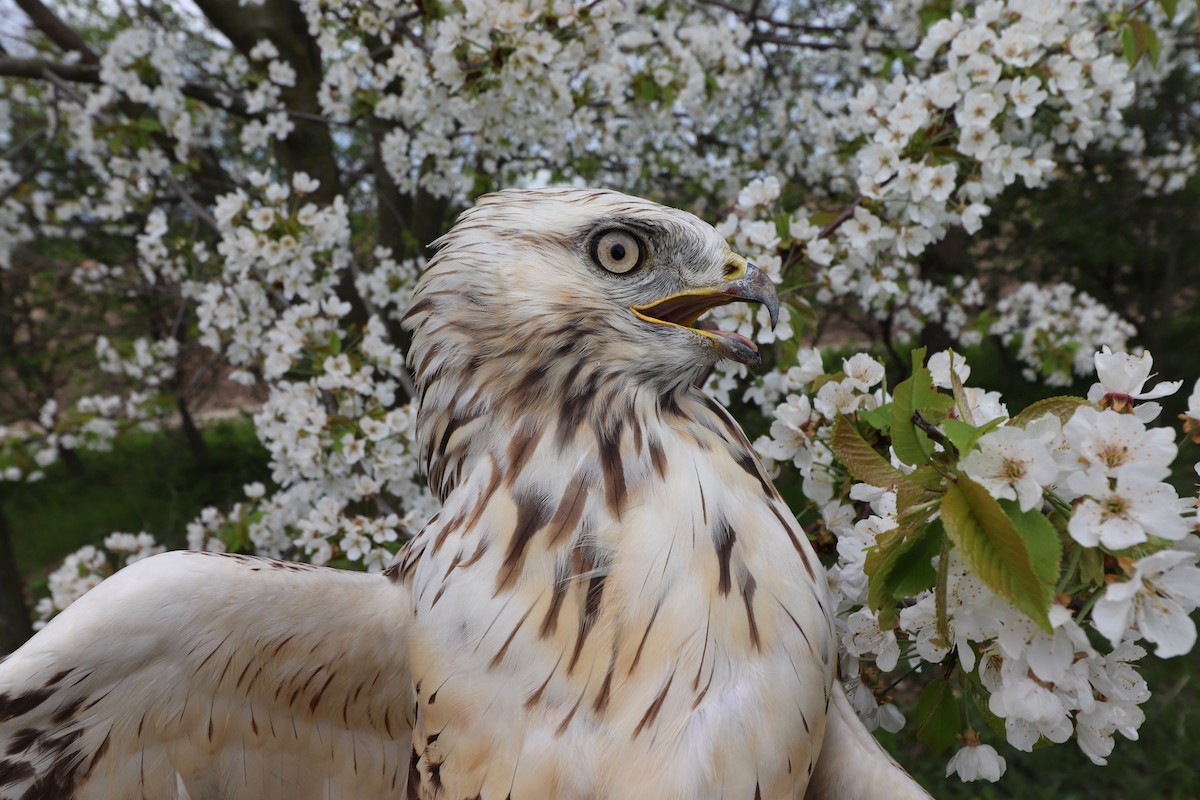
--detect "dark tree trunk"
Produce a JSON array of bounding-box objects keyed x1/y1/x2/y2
[
  {"x1": 177, "y1": 397, "x2": 212, "y2": 468},
  {"x1": 0, "y1": 500, "x2": 33, "y2": 654}
]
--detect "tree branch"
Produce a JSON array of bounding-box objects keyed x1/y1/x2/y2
[
  {"x1": 0, "y1": 56, "x2": 254, "y2": 117},
  {"x1": 13, "y1": 0, "x2": 99, "y2": 65}
]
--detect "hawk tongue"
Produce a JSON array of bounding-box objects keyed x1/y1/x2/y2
[{"x1": 638, "y1": 293, "x2": 733, "y2": 328}]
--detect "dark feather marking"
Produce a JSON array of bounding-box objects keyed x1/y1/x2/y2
[
  {"x1": 310, "y1": 670, "x2": 337, "y2": 713},
  {"x1": 42, "y1": 669, "x2": 71, "y2": 689},
  {"x1": 7, "y1": 727, "x2": 40, "y2": 755},
  {"x1": 429, "y1": 759, "x2": 443, "y2": 793},
  {"x1": 539, "y1": 561, "x2": 571, "y2": 639},
  {"x1": 734, "y1": 449, "x2": 777, "y2": 499},
  {"x1": 39, "y1": 727, "x2": 81, "y2": 755},
  {"x1": 596, "y1": 419, "x2": 627, "y2": 513},
  {"x1": 555, "y1": 692, "x2": 584, "y2": 736},
  {"x1": 462, "y1": 460, "x2": 502, "y2": 535},
  {"x1": 50, "y1": 695, "x2": 84, "y2": 725},
  {"x1": 431, "y1": 508, "x2": 467, "y2": 557},
  {"x1": 701, "y1": 394, "x2": 753, "y2": 447},
  {"x1": 698, "y1": 479, "x2": 708, "y2": 525},
  {"x1": 457, "y1": 538, "x2": 488, "y2": 569},
  {"x1": 568, "y1": 573, "x2": 607, "y2": 673},
  {"x1": 489, "y1": 602, "x2": 537, "y2": 669},
  {"x1": 400, "y1": 296, "x2": 434, "y2": 325},
  {"x1": 714, "y1": 519, "x2": 736, "y2": 596},
  {"x1": 504, "y1": 426, "x2": 543, "y2": 486},
  {"x1": 648, "y1": 438, "x2": 667, "y2": 478},
  {"x1": 755, "y1": 782, "x2": 762, "y2": 800},
  {"x1": 430, "y1": 585, "x2": 448, "y2": 608},
  {"x1": 742, "y1": 574, "x2": 762, "y2": 651},
  {"x1": 693, "y1": 603, "x2": 712, "y2": 690},
  {"x1": 768, "y1": 503, "x2": 817, "y2": 580},
  {"x1": 632, "y1": 671, "x2": 675, "y2": 738},
  {"x1": 628, "y1": 601, "x2": 661, "y2": 677},
  {"x1": 0, "y1": 689, "x2": 51, "y2": 722},
  {"x1": 592, "y1": 660, "x2": 616, "y2": 714},
  {"x1": 544, "y1": 473, "x2": 588, "y2": 548},
  {"x1": 631, "y1": 417, "x2": 643, "y2": 455},
  {"x1": 776, "y1": 598, "x2": 816, "y2": 655},
  {"x1": 0, "y1": 759, "x2": 34, "y2": 785},
  {"x1": 801, "y1": 710, "x2": 810, "y2": 733},
  {"x1": 441, "y1": 551, "x2": 464, "y2": 582},
  {"x1": 524, "y1": 652, "x2": 564, "y2": 709},
  {"x1": 495, "y1": 491, "x2": 552, "y2": 593}
]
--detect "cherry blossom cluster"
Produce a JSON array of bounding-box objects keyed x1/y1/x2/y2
[{"x1": 754, "y1": 344, "x2": 1200, "y2": 780}]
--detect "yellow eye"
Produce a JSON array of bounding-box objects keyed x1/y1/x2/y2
[{"x1": 591, "y1": 230, "x2": 646, "y2": 274}]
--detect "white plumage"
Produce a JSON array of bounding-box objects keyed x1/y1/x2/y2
[{"x1": 0, "y1": 188, "x2": 931, "y2": 799}]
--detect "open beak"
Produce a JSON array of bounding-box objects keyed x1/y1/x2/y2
[{"x1": 630, "y1": 259, "x2": 779, "y2": 365}]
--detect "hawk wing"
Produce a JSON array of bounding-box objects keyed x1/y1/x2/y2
[{"x1": 0, "y1": 550, "x2": 413, "y2": 800}]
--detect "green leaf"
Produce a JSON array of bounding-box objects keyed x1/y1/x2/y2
[
  {"x1": 890, "y1": 378, "x2": 928, "y2": 467},
  {"x1": 910, "y1": 348, "x2": 950, "y2": 419},
  {"x1": 1009, "y1": 396, "x2": 1094, "y2": 428},
  {"x1": 867, "y1": 519, "x2": 944, "y2": 615},
  {"x1": 328, "y1": 331, "x2": 342, "y2": 356},
  {"x1": 940, "y1": 418, "x2": 981, "y2": 456},
  {"x1": 832, "y1": 414, "x2": 910, "y2": 488},
  {"x1": 1122, "y1": 24, "x2": 1138, "y2": 66},
  {"x1": 857, "y1": 403, "x2": 892, "y2": 431},
  {"x1": 941, "y1": 477, "x2": 1054, "y2": 632},
  {"x1": 998, "y1": 499, "x2": 1062, "y2": 596},
  {"x1": 912, "y1": 678, "x2": 960, "y2": 755},
  {"x1": 1158, "y1": 0, "x2": 1178, "y2": 19},
  {"x1": 1122, "y1": 19, "x2": 1153, "y2": 67},
  {"x1": 1145, "y1": 25, "x2": 1161, "y2": 67}
]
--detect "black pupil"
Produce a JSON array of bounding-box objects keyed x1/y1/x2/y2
[{"x1": 610, "y1": 243, "x2": 626, "y2": 261}]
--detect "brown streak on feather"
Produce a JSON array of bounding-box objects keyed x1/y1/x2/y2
[
  {"x1": 462, "y1": 460, "x2": 502, "y2": 535},
  {"x1": 592, "y1": 658, "x2": 616, "y2": 714},
  {"x1": 525, "y1": 663, "x2": 559, "y2": 709},
  {"x1": 777, "y1": 598, "x2": 816, "y2": 655},
  {"x1": 545, "y1": 478, "x2": 588, "y2": 551},
  {"x1": 0, "y1": 689, "x2": 51, "y2": 722},
  {"x1": 734, "y1": 449, "x2": 777, "y2": 499},
  {"x1": 310, "y1": 670, "x2": 337, "y2": 713},
  {"x1": 741, "y1": 574, "x2": 762, "y2": 651},
  {"x1": 628, "y1": 602, "x2": 661, "y2": 677},
  {"x1": 568, "y1": 573, "x2": 607, "y2": 673},
  {"x1": 648, "y1": 438, "x2": 667, "y2": 478},
  {"x1": 597, "y1": 420, "x2": 627, "y2": 514},
  {"x1": 489, "y1": 603, "x2": 537, "y2": 669},
  {"x1": 505, "y1": 426, "x2": 543, "y2": 486},
  {"x1": 7, "y1": 728, "x2": 40, "y2": 755},
  {"x1": 495, "y1": 492, "x2": 552, "y2": 593},
  {"x1": 769, "y1": 503, "x2": 817, "y2": 580},
  {"x1": 715, "y1": 520, "x2": 736, "y2": 596},
  {"x1": 633, "y1": 671, "x2": 675, "y2": 738},
  {"x1": 457, "y1": 538, "x2": 488, "y2": 569},
  {"x1": 555, "y1": 692, "x2": 584, "y2": 736}
]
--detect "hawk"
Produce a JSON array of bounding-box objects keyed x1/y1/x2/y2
[{"x1": 0, "y1": 188, "x2": 931, "y2": 799}]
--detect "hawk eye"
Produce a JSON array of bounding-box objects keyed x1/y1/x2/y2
[{"x1": 591, "y1": 229, "x2": 645, "y2": 275}]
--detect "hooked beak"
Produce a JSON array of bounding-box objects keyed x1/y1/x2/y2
[{"x1": 630, "y1": 258, "x2": 779, "y2": 365}]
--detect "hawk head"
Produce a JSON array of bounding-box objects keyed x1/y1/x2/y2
[
  {"x1": 402, "y1": 188, "x2": 779, "y2": 495},
  {"x1": 405, "y1": 187, "x2": 777, "y2": 387}
]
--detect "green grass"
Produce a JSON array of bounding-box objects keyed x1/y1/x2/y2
[{"x1": 3, "y1": 419, "x2": 271, "y2": 584}]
